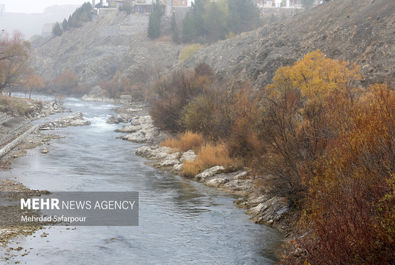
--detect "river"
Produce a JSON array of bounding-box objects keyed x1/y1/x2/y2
[{"x1": 1, "y1": 97, "x2": 282, "y2": 265}]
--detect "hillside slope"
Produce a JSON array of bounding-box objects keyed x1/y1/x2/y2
[
  {"x1": 32, "y1": 11, "x2": 183, "y2": 88},
  {"x1": 183, "y1": 0, "x2": 394, "y2": 87}
]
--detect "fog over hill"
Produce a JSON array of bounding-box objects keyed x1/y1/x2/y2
[{"x1": 0, "y1": 5, "x2": 78, "y2": 38}]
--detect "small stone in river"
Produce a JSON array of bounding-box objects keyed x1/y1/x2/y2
[{"x1": 40, "y1": 148, "x2": 48, "y2": 154}]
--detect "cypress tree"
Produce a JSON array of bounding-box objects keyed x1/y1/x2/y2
[
  {"x1": 52, "y1": 22, "x2": 63, "y2": 36},
  {"x1": 171, "y1": 12, "x2": 179, "y2": 43},
  {"x1": 148, "y1": 0, "x2": 162, "y2": 39}
]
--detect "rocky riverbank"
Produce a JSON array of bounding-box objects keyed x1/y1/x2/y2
[
  {"x1": 0, "y1": 96, "x2": 91, "y2": 247},
  {"x1": 114, "y1": 102, "x2": 291, "y2": 234}
]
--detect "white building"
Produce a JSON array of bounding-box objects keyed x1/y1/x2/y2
[{"x1": 257, "y1": 0, "x2": 303, "y2": 9}]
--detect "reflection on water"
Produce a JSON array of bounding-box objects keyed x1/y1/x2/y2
[{"x1": 0, "y1": 98, "x2": 282, "y2": 265}]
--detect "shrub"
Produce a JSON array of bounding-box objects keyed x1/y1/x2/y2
[
  {"x1": 284, "y1": 84, "x2": 395, "y2": 265},
  {"x1": 54, "y1": 69, "x2": 79, "y2": 95},
  {"x1": 149, "y1": 65, "x2": 213, "y2": 133},
  {"x1": 182, "y1": 93, "x2": 231, "y2": 140},
  {"x1": 179, "y1": 44, "x2": 202, "y2": 61},
  {"x1": 182, "y1": 142, "x2": 233, "y2": 177},
  {"x1": 161, "y1": 131, "x2": 204, "y2": 152},
  {"x1": 257, "y1": 50, "x2": 362, "y2": 207}
]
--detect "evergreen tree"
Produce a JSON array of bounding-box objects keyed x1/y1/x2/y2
[
  {"x1": 227, "y1": 0, "x2": 259, "y2": 34},
  {"x1": 204, "y1": 2, "x2": 227, "y2": 42},
  {"x1": 302, "y1": 0, "x2": 315, "y2": 8},
  {"x1": 182, "y1": 0, "x2": 207, "y2": 42},
  {"x1": 62, "y1": 19, "x2": 68, "y2": 31},
  {"x1": 52, "y1": 22, "x2": 63, "y2": 36},
  {"x1": 148, "y1": 0, "x2": 162, "y2": 39},
  {"x1": 181, "y1": 0, "x2": 260, "y2": 43},
  {"x1": 171, "y1": 12, "x2": 179, "y2": 43}
]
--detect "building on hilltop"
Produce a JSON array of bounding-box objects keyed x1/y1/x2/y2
[
  {"x1": 256, "y1": 0, "x2": 303, "y2": 9},
  {"x1": 95, "y1": 0, "x2": 191, "y2": 16}
]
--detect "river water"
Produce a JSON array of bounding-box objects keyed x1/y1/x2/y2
[{"x1": 1, "y1": 98, "x2": 282, "y2": 265}]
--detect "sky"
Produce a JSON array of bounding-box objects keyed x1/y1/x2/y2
[{"x1": 1, "y1": 0, "x2": 88, "y2": 13}]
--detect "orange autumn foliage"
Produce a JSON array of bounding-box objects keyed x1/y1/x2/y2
[
  {"x1": 270, "y1": 52, "x2": 395, "y2": 264},
  {"x1": 183, "y1": 142, "x2": 234, "y2": 177},
  {"x1": 283, "y1": 84, "x2": 395, "y2": 265},
  {"x1": 160, "y1": 131, "x2": 204, "y2": 152},
  {"x1": 24, "y1": 74, "x2": 45, "y2": 99}
]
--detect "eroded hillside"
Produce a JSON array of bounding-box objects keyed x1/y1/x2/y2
[
  {"x1": 183, "y1": 0, "x2": 394, "y2": 87},
  {"x1": 32, "y1": 11, "x2": 183, "y2": 88}
]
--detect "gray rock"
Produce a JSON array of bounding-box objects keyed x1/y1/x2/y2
[
  {"x1": 155, "y1": 152, "x2": 180, "y2": 167},
  {"x1": 223, "y1": 179, "x2": 253, "y2": 193},
  {"x1": 135, "y1": 146, "x2": 174, "y2": 160},
  {"x1": 40, "y1": 112, "x2": 90, "y2": 130},
  {"x1": 205, "y1": 176, "x2": 230, "y2": 187},
  {"x1": 248, "y1": 196, "x2": 289, "y2": 224},
  {"x1": 115, "y1": 124, "x2": 141, "y2": 133},
  {"x1": 195, "y1": 166, "x2": 224, "y2": 182},
  {"x1": 173, "y1": 163, "x2": 183, "y2": 171},
  {"x1": 107, "y1": 113, "x2": 130, "y2": 124},
  {"x1": 180, "y1": 150, "x2": 196, "y2": 162},
  {"x1": 40, "y1": 148, "x2": 49, "y2": 154}
]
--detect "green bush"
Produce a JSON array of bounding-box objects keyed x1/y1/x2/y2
[{"x1": 149, "y1": 64, "x2": 214, "y2": 133}]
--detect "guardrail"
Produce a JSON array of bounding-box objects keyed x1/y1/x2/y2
[{"x1": 0, "y1": 121, "x2": 32, "y2": 147}]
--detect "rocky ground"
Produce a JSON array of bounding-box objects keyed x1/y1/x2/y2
[
  {"x1": 114, "y1": 102, "x2": 292, "y2": 234},
  {"x1": 182, "y1": 0, "x2": 394, "y2": 87},
  {"x1": 32, "y1": 12, "x2": 184, "y2": 89},
  {"x1": 40, "y1": 112, "x2": 91, "y2": 130},
  {"x1": 0, "y1": 180, "x2": 51, "y2": 262}
]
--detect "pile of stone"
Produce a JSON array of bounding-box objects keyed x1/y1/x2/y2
[
  {"x1": 40, "y1": 112, "x2": 90, "y2": 130},
  {"x1": 117, "y1": 115, "x2": 161, "y2": 143}
]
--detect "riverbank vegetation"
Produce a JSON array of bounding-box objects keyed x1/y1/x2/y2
[
  {"x1": 0, "y1": 32, "x2": 30, "y2": 94},
  {"x1": 151, "y1": 50, "x2": 394, "y2": 264},
  {"x1": 0, "y1": 94, "x2": 41, "y2": 116}
]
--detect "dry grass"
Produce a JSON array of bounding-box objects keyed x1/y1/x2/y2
[
  {"x1": 161, "y1": 131, "x2": 203, "y2": 152},
  {"x1": 182, "y1": 142, "x2": 234, "y2": 177},
  {"x1": 0, "y1": 95, "x2": 38, "y2": 116},
  {"x1": 179, "y1": 44, "x2": 203, "y2": 61}
]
